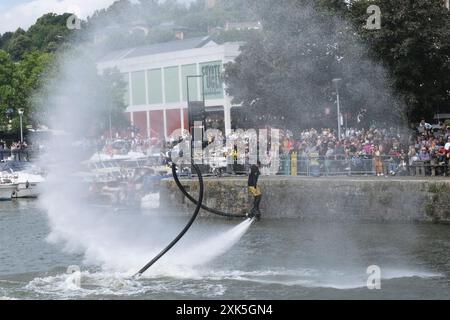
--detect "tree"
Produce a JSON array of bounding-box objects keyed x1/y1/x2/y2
[
  {"x1": 0, "y1": 14, "x2": 74, "y2": 61},
  {"x1": 224, "y1": 0, "x2": 404, "y2": 130},
  {"x1": 347, "y1": 0, "x2": 450, "y2": 122},
  {"x1": 7, "y1": 33, "x2": 32, "y2": 61},
  {"x1": 32, "y1": 48, "x2": 127, "y2": 137},
  {"x1": 0, "y1": 50, "x2": 26, "y2": 131},
  {"x1": 16, "y1": 51, "x2": 54, "y2": 128},
  {"x1": 0, "y1": 32, "x2": 13, "y2": 50},
  {"x1": 26, "y1": 13, "x2": 74, "y2": 53}
]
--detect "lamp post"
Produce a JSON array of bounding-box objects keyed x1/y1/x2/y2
[
  {"x1": 18, "y1": 108, "x2": 24, "y2": 143},
  {"x1": 187, "y1": 75, "x2": 206, "y2": 165},
  {"x1": 332, "y1": 78, "x2": 342, "y2": 140}
]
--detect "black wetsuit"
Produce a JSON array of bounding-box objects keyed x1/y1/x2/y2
[
  {"x1": 248, "y1": 164, "x2": 261, "y2": 219},
  {"x1": 248, "y1": 164, "x2": 260, "y2": 188}
]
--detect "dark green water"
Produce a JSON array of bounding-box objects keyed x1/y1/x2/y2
[{"x1": 0, "y1": 199, "x2": 449, "y2": 300}]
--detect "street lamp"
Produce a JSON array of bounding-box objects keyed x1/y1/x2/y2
[
  {"x1": 332, "y1": 78, "x2": 342, "y2": 140},
  {"x1": 18, "y1": 108, "x2": 24, "y2": 143}
]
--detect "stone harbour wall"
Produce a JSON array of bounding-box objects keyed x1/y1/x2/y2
[{"x1": 160, "y1": 176, "x2": 450, "y2": 223}]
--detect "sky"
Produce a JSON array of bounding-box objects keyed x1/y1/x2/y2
[{"x1": 0, "y1": 0, "x2": 195, "y2": 34}]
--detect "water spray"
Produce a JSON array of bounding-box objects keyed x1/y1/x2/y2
[
  {"x1": 135, "y1": 162, "x2": 204, "y2": 277},
  {"x1": 171, "y1": 165, "x2": 247, "y2": 219},
  {"x1": 136, "y1": 158, "x2": 254, "y2": 276}
]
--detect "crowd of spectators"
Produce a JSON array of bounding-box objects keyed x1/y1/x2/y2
[
  {"x1": 96, "y1": 119, "x2": 450, "y2": 177},
  {"x1": 0, "y1": 140, "x2": 29, "y2": 162},
  {"x1": 278, "y1": 120, "x2": 450, "y2": 176}
]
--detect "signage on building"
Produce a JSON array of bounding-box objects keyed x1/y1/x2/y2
[{"x1": 201, "y1": 61, "x2": 223, "y2": 98}]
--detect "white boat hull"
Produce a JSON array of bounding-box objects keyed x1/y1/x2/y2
[
  {"x1": 11, "y1": 182, "x2": 41, "y2": 198},
  {"x1": 0, "y1": 184, "x2": 18, "y2": 200}
]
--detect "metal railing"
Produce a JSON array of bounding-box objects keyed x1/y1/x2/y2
[
  {"x1": 272, "y1": 153, "x2": 447, "y2": 177},
  {"x1": 0, "y1": 149, "x2": 32, "y2": 162},
  {"x1": 178, "y1": 153, "x2": 449, "y2": 177}
]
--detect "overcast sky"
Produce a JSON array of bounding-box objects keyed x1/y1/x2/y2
[{"x1": 0, "y1": 0, "x2": 195, "y2": 34}]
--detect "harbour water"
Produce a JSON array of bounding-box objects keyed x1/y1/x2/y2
[{"x1": 0, "y1": 199, "x2": 449, "y2": 300}]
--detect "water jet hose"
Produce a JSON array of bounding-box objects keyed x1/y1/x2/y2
[
  {"x1": 171, "y1": 164, "x2": 246, "y2": 219},
  {"x1": 135, "y1": 162, "x2": 204, "y2": 276}
]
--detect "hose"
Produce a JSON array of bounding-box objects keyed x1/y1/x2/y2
[
  {"x1": 135, "y1": 161, "x2": 204, "y2": 276},
  {"x1": 171, "y1": 164, "x2": 246, "y2": 219}
]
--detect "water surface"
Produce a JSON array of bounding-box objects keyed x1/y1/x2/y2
[{"x1": 1, "y1": 200, "x2": 449, "y2": 300}]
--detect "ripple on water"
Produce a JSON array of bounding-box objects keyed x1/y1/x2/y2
[
  {"x1": 18, "y1": 266, "x2": 443, "y2": 299},
  {"x1": 23, "y1": 271, "x2": 226, "y2": 299}
]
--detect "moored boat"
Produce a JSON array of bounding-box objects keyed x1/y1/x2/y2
[{"x1": 0, "y1": 178, "x2": 18, "y2": 200}]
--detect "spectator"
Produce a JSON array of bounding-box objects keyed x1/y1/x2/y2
[
  {"x1": 408, "y1": 146, "x2": 419, "y2": 165},
  {"x1": 418, "y1": 147, "x2": 431, "y2": 161},
  {"x1": 374, "y1": 145, "x2": 384, "y2": 176},
  {"x1": 418, "y1": 119, "x2": 432, "y2": 134}
]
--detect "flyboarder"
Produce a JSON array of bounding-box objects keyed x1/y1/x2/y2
[{"x1": 247, "y1": 161, "x2": 262, "y2": 220}]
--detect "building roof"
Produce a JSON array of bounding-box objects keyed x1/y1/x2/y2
[{"x1": 99, "y1": 36, "x2": 215, "y2": 62}]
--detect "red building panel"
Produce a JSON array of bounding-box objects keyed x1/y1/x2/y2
[
  {"x1": 133, "y1": 111, "x2": 148, "y2": 138},
  {"x1": 166, "y1": 109, "x2": 182, "y2": 137},
  {"x1": 150, "y1": 110, "x2": 164, "y2": 140}
]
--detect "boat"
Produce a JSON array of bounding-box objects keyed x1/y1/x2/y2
[
  {"x1": 0, "y1": 178, "x2": 18, "y2": 200},
  {"x1": 11, "y1": 172, "x2": 45, "y2": 198},
  {"x1": 0, "y1": 171, "x2": 45, "y2": 199}
]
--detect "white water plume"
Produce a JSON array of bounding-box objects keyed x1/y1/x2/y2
[
  {"x1": 40, "y1": 177, "x2": 254, "y2": 275},
  {"x1": 28, "y1": 1, "x2": 258, "y2": 278}
]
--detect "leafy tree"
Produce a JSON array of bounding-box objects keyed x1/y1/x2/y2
[
  {"x1": 16, "y1": 51, "x2": 54, "y2": 127},
  {"x1": 32, "y1": 48, "x2": 127, "y2": 137},
  {"x1": 86, "y1": 0, "x2": 260, "y2": 51},
  {"x1": 0, "y1": 32, "x2": 13, "y2": 50},
  {"x1": 224, "y1": 0, "x2": 404, "y2": 130},
  {"x1": 27, "y1": 13, "x2": 74, "y2": 52},
  {"x1": 7, "y1": 33, "x2": 32, "y2": 60},
  {"x1": 347, "y1": 0, "x2": 450, "y2": 122},
  {"x1": 0, "y1": 13, "x2": 74, "y2": 62},
  {"x1": 0, "y1": 50, "x2": 26, "y2": 131}
]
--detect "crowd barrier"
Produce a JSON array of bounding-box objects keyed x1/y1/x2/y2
[{"x1": 221, "y1": 153, "x2": 449, "y2": 177}]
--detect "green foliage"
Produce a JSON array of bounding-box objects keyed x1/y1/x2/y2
[
  {"x1": 0, "y1": 11, "x2": 126, "y2": 135},
  {"x1": 85, "y1": 0, "x2": 258, "y2": 51},
  {"x1": 347, "y1": 0, "x2": 450, "y2": 122},
  {"x1": 7, "y1": 34, "x2": 32, "y2": 60},
  {"x1": 224, "y1": 0, "x2": 450, "y2": 129},
  {"x1": 0, "y1": 13, "x2": 74, "y2": 61},
  {"x1": 224, "y1": 0, "x2": 404, "y2": 129},
  {"x1": 0, "y1": 48, "x2": 56, "y2": 132},
  {"x1": 1, "y1": 0, "x2": 447, "y2": 136},
  {"x1": 0, "y1": 50, "x2": 25, "y2": 131},
  {"x1": 27, "y1": 13, "x2": 74, "y2": 52},
  {"x1": 30, "y1": 48, "x2": 127, "y2": 137}
]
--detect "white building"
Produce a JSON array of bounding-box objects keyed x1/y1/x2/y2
[{"x1": 97, "y1": 36, "x2": 242, "y2": 140}]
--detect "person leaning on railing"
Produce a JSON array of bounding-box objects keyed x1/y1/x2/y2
[
  {"x1": 387, "y1": 147, "x2": 401, "y2": 176},
  {"x1": 374, "y1": 145, "x2": 384, "y2": 176},
  {"x1": 397, "y1": 149, "x2": 409, "y2": 176}
]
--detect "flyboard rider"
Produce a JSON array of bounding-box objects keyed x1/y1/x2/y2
[{"x1": 247, "y1": 160, "x2": 262, "y2": 220}]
